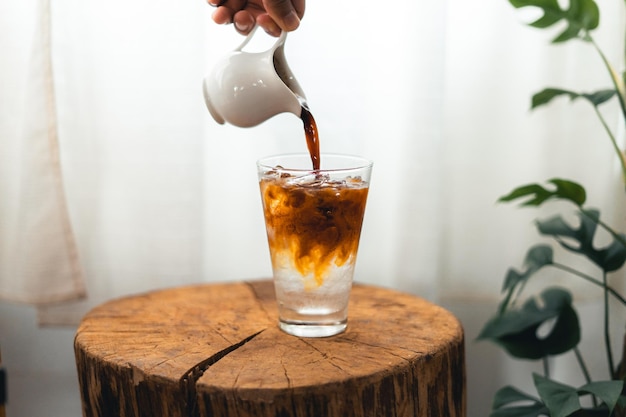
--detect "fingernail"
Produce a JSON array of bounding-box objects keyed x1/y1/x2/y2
[
  {"x1": 235, "y1": 21, "x2": 252, "y2": 33},
  {"x1": 263, "y1": 28, "x2": 281, "y2": 37},
  {"x1": 283, "y1": 11, "x2": 300, "y2": 31},
  {"x1": 261, "y1": 20, "x2": 282, "y2": 37}
]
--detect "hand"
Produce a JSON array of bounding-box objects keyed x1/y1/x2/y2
[{"x1": 208, "y1": 0, "x2": 305, "y2": 37}]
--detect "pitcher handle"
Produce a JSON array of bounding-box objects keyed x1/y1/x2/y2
[{"x1": 234, "y1": 25, "x2": 288, "y2": 52}]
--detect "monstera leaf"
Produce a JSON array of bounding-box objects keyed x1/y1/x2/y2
[
  {"x1": 536, "y1": 209, "x2": 626, "y2": 273},
  {"x1": 532, "y1": 88, "x2": 617, "y2": 110},
  {"x1": 490, "y1": 386, "x2": 548, "y2": 417},
  {"x1": 490, "y1": 376, "x2": 625, "y2": 417},
  {"x1": 499, "y1": 180, "x2": 626, "y2": 272},
  {"x1": 533, "y1": 374, "x2": 624, "y2": 417},
  {"x1": 508, "y1": 0, "x2": 599, "y2": 42},
  {"x1": 499, "y1": 179, "x2": 586, "y2": 207},
  {"x1": 499, "y1": 245, "x2": 553, "y2": 313},
  {"x1": 478, "y1": 288, "x2": 580, "y2": 359}
]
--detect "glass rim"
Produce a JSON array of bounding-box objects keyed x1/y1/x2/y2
[{"x1": 256, "y1": 153, "x2": 373, "y2": 173}]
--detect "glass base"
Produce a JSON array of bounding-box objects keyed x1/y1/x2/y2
[{"x1": 279, "y1": 320, "x2": 347, "y2": 338}]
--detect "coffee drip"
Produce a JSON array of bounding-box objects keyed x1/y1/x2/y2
[{"x1": 300, "y1": 105, "x2": 320, "y2": 171}]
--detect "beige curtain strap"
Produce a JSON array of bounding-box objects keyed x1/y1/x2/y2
[{"x1": 0, "y1": 0, "x2": 86, "y2": 306}]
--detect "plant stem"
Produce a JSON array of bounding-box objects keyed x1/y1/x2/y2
[
  {"x1": 542, "y1": 357, "x2": 550, "y2": 378},
  {"x1": 603, "y1": 271, "x2": 615, "y2": 378},
  {"x1": 591, "y1": 105, "x2": 626, "y2": 184},
  {"x1": 574, "y1": 347, "x2": 598, "y2": 407},
  {"x1": 588, "y1": 34, "x2": 626, "y2": 185},
  {"x1": 589, "y1": 35, "x2": 626, "y2": 125},
  {"x1": 574, "y1": 347, "x2": 593, "y2": 384},
  {"x1": 553, "y1": 263, "x2": 626, "y2": 306}
]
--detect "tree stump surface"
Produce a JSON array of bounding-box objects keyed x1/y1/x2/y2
[{"x1": 74, "y1": 280, "x2": 465, "y2": 417}]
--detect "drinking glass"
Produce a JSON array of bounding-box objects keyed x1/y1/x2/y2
[{"x1": 257, "y1": 154, "x2": 372, "y2": 337}]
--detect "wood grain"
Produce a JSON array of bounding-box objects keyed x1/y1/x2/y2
[{"x1": 75, "y1": 280, "x2": 465, "y2": 417}]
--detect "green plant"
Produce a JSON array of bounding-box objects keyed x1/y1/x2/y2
[{"x1": 478, "y1": 1, "x2": 626, "y2": 416}]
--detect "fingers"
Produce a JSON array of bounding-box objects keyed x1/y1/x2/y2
[
  {"x1": 233, "y1": 11, "x2": 256, "y2": 35},
  {"x1": 208, "y1": 0, "x2": 247, "y2": 24},
  {"x1": 209, "y1": 0, "x2": 260, "y2": 35},
  {"x1": 208, "y1": 0, "x2": 305, "y2": 37},
  {"x1": 262, "y1": 0, "x2": 305, "y2": 32},
  {"x1": 211, "y1": 6, "x2": 234, "y2": 25},
  {"x1": 256, "y1": 14, "x2": 281, "y2": 37}
]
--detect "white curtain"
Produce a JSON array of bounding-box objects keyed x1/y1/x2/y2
[
  {"x1": 0, "y1": 0, "x2": 84, "y2": 306},
  {"x1": 1, "y1": 0, "x2": 625, "y2": 415}
]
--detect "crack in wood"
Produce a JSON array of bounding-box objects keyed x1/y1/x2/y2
[
  {"x1": 143, "y1": 347, "x2": 201, "y2": 374},
  {"x1": 297, "y1": 338, "x2": 351, "y2": 376},
  {"x1": 280, "y1": 354, "x2": 293, "y2": 389},
  {"x1": 179, "y1": 329, "x2": 265, "y2": 417},
  {"x1": 231, "y1": 364, "x2": 244, "y2": 390},
  {"x1": 340, "y1": 335, "x2": 427, "y2": 358}
]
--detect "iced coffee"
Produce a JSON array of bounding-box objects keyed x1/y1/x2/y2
[{"x1": 258, "y1": 154, "x2": 372, "y2": 337}]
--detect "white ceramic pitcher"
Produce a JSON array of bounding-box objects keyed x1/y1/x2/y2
[{"x1": 203, "y1": 27, "x2": 307, "y2": 128}]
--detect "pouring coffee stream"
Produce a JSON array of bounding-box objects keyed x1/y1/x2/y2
[
  {"x1": 203, "y1": 27, "x2": 320, "y2": 170},
  {"x1": 300, "y1": 105, "x2": 320, "y2": 171}
]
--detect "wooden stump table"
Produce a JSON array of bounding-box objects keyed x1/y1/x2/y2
[{"x1": 74, "y1": 280, "x2": 465, "y2": 417}]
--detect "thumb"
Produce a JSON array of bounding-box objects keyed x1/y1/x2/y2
[{"x1": 262, "y1": 0, "x2": 305, "y2": 32}]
